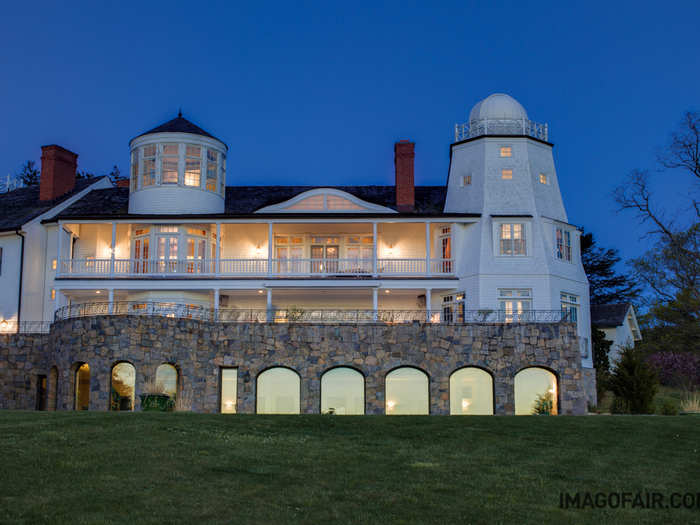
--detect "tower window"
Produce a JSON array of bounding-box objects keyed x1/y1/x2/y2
[
  {"x1": 501, "y1": 169, "x2": 513, "y2": 180},
  {"x1": 161, "y1": 144, "x2": 179, "y2": 184},
  {"x1": 500, "y1": 146, "x2": 512, "y2": 157},
  {"x1": 461, "y1": 175, "x2": 472, "y2": 186},
  {"x1": 556, "y1": 227, "x2": 572, "y2": 261},
  {"x1": 184, "y1": 145, "x2": 201, "y2": 187},
  {"x1": 499, "y1": 223, "x2": 526, "y2": 255},
  {"x1": 142, "y1": 145, "x2": 156, "y2": 187},
  {"x1": 539, "y1": 174, "x2": 547, "y2": 184}
]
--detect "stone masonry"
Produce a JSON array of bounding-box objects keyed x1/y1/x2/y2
[{"x1": 0, "y1": 316, "x2": 586, "y2": 415}]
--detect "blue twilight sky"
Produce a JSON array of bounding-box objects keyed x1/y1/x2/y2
[{"x1": 1, "y1": 1, "x2": 698, "y2": 264}]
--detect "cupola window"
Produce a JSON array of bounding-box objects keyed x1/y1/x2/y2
[
  {"x1": 206, "y1": 149, "x2": 218, "y2": 192},
  {"x1": 142, "y1": 145, "x2": 156, "y2": 187},
  {"x1": 161, "y1": 144, "x2": 179, "y2": 184},
  {"x1": 184, "y1": 145, "x2": 201, "y2": 187}
]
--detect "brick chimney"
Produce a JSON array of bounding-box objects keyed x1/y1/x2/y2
[
  {"x1": 40, "y1": 145, "x2": 78, "y2": 201},
  {"x1": 394, "y1": 140, "x2": 415, "y2": 212}
]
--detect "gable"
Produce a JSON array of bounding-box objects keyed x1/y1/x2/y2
[{"x1": 255, "y1": 188, "x2": 397, "y2": 214}]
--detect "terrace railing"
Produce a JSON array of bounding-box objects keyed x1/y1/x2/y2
[
  {"x1": 454, "y1": 118, "x2": 549, "y2": 142},
  {"x1": 54, "y1": 302, "x2": 573, "y2": 325},
  {"x1": 58, "y1": 258, "x2": 455, "y2": 278},
  {"x1": 0, "y1": 321, "x2": 52, "y2": 334}
]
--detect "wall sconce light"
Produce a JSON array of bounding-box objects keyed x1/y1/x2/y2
[
  {"x1": 0, "y1": 320, "x2": 7, "y2": 330},
  {"x1": 257, "y1": 289, "x2": 264, "y2": 294},
  {"x1": 254, "y1": 244, "x2": 264, "y2": 257},
  {"x1": 243, "y1": 371, "x2": 251, "y2": 383},
  {"x1": 384, "y1": 289, "x2": 391, "y2": 294},
  {"x1": 386, "y1": 244, "x2": 394, "y2": 257},
  {"x1": 95, "y1": 290, "x2": 101, "y2": 294}
]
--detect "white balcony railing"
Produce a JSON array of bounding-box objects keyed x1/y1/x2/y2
[{"x1": 58, "y1": 257, "x2": 455, "y2": 278}]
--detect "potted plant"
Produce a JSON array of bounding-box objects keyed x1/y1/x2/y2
[{"x1": 139, "y1": 378, "x2": 175, "y2": 412}]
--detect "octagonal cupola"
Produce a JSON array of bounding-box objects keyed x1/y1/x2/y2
[{"x1": 128, "y1": 112, "x2": 228, "y2": 214}]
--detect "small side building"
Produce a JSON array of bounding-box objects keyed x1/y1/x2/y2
[{"x1": 591, "y1": 303, "x2": 642, "y2": 363}]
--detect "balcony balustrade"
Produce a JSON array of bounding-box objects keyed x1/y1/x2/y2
[{"x1": 58, "y1": 257, "x2": 455, "y2": 278}]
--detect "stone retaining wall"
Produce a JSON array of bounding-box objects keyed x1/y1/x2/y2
[{"x1": 0, "y1": 316, "x2": 587, "y2": 415}]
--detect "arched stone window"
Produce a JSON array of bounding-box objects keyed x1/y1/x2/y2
[
  {"x1": 156, "y1": 364, "x2": 178, "y2": 400},
  {"x1": 111, "y1": 362, "x2": 136, "y2": 411},
  {"x1": 74, "y1": 363, "x2": 90, "y2": 410},
  {"x1": 321, "y1": 367, "x2": 364, "y2": 415},
  {"x1": 449, "y1": 367, "x2": 494, "y2": 415},
  {"x1": 256, "y1": 367, "x2": 300, "y2": 414},
  {"x1": 48, "y1": 366, "x2": 59, "y2": 411},
  {"x1": 514, "y1": 367, "x2": 558, "y2": 415},
  {"x1": 385, "y1": 367, "x2": 429, "y2": 415}
]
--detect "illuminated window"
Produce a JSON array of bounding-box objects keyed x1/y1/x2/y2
[
  {"x1": 142, "y1": 145, "x2": 156, "y2": 187},
  {"x1": 500, "y1": 146, "x2": 512, "y2": 157},
  {"x1": 555, "y1": 227, "x2": 572, "y2": 261},
  {"x1": 206, "y1": 149, "x2": 218, "y2": 192},
  {"x1": 220, "y1": 368, "x2": 237, "y2": 413},
  {"x1": 51, "y1": 259, "x2": 57, "y2": 270},
  {"x1": 498, "y1": 288, "x2": 532, "y2": 322},
  {"x1": 539, "y1": 173, "x2": 547, "y2": 184},
  {"x1": 184, "y1": 145, "x2": 201, "y2": 187},
  {"x1": 130, "y1": 149, "x2": 139, "y2": 191},
  {"x1": 161, "y1": 144, "x2": 179, "y2": 184},
  {"x1": 256, "y1": 367, "x2": 300, "y2": 414},
  {"x1": 220, "y1": 154, "x2": 226, "y2": 195},
  {"x1": 321, "y1": 367, "x2": 364, "y2": 415},
  {"x1": 499, "y1": 223, "x2": 526, "y2": 255},
  {"x1": 110, "y1": 362, "x2": 135, "y2": 411},
  {"x1": 515, "y1": 367, "x2": 558, "y2": 415},
  {"x1": 501, "y1": 169, "x2": 513, "y2": 180},
  {"x1": 287, "y1": 195, "x2": 324, "y2": 210},
  {"x1": 156, "y1": 364, "x2": 178, "y2": 399},
  {"x1": 461, "y1": 175, "x2": 471, "y2": 186},
  {"x1": 385, "y1": 367, "x2": 429, "y2": 415},
  {"x1": 450, "y1": 368, "x2": 493, "y2": 415},
  {"x1": 561, "y1": 293, "x2": 579, "y2": 324},
  {"x1": 74, "y1": 363, "x2": 90, "y2": 410},
  {"x1": 50, "y1": 289, "x2": 56, "y2": 300}
]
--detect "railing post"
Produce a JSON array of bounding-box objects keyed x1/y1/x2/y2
[
  {"x1": 108, "y1": 289, "x2": 114, "y2": 314},
  {"x1": 425, "y1": 288, "x2": 432, "y2": 323},
  {"x1": 266, "y1": 289, "x2": 272, "y2": 322},
  {"x1": 110, "y1": 222, "x2": 116, "y2": 277},
  {"x1": 372, "y1": 222, "x2": 378, "y2": 276},
  {"x1": 215, "y1": 222, "x2": 221, "y2": 275},
  {"x1": 213, "y1": 288, "x2": 220, "y2": 322},
  {"x1": 372, "y1": 288, "x2": 378, "y2": 322},
  {"x1": 267, "y1": 222, "x2": 273, "y2": 276},
  {"x1": 425, "y1": 222, "x2": 431, "y2": 276}
]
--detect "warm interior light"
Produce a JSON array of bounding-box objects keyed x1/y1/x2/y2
[
  {"x1": 462, "y1": 399, "x2": 470, "y2": 410},
  {"x1": 51, "y1": 259, "x2": 57, "y2": 270},
  {"x1": 384, "y1": 289, "x2": 390, "y2": 294},
  {"x1": 224, "y1": 400, "x2": 234, "y2": 409},
  {"x1": 387, "y1": 400, "x2": 396, "y2": 411},
  {"x1": 257, "y1": 289, "x2": 264, "y2": 294},
  {"x1": 95, "y1": 290, "x2": 101, "y2": 294}
]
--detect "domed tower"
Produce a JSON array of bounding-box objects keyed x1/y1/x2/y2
[
  {"x1": 128, "y1": 112, "x2": 227, "y2": 214},
  {"x1": 445, "y1": 93, "x2": 592, "y2": 371}
]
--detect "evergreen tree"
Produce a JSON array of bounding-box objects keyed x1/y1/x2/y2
[
  {"x1": 592, "y1": 327, "x2": 613, "y2": 399},
  {"x1": 17, "y1": 160, "x2": 39, "y2": 186},
  {"x1": 580, "y1": 231, "x2": 640, "y2": 305},
  {"x1": 608, "y1": 346, "x2": 658, "y2": 414}
]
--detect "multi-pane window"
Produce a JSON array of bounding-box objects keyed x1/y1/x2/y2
[
  {"x1": 501, "y1": 169, "x2": 513, "y2": 180},
  {"x1": 555, "y1": 227, "x2": 572, "y2": 261},
  {"x1": 161, "y1": 144, "x2": 179, "y2": 184},
  {"x1": 220, "y1": 154, "x2": 226, "y2": 195},
  {"x1": 499, "y1": 223, "x2": 526, "y2": 255},
  {"x1": 130, "y1": 149, "x2": 139, "y2": 191},
  {"x1": 561, "y1": 292, "x2": 579, "y2": 324},
  {"x1": 206, "y1": 149, "x2": 218, "y2": 191},
  {"x1": 142, "y1": 145, "x2": 156, "y2": 187},
  {"x1": 442, "y1": 293, "x2": 465, "y2": 323},
  {"x1": 461, "y1": 175, "x2": 471, "y2": 186},
  {"x1": 500, "y1": 146, "x2": 512, "y2": 157},
  {"x1": 498, "y1": 289, "x2": 532, "y2": 322},
  {"x1": 184, "y1": 145, "x2": 201, "y2": 187}
]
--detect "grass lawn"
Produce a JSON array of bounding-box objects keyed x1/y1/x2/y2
[{"x1": 0, "y1": 412, "x2": 698, "y2": 524}]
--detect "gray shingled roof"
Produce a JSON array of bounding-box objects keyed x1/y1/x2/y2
[
  {"x1": 133, "y1": 114, "x2": 224, "y2": 145},
  {"x1": 54, "y1": 185, "x2": 449, "y2": 218},
  {"x1": 591, "y1": 303, "x2": 632, "y2": 328},
  {"x1": 0, "y1": 178, "x2": 102, "y2": 232}
]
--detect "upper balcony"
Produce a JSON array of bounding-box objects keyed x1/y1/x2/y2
[{"x1": 56, "y1": 220, "x2": 456, "y2": 279}]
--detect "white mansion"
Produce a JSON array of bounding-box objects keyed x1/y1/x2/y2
[{"x1": 0, "y1": 94, "x2": 593, "y2": 415}]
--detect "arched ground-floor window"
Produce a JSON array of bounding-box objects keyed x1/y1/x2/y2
[
  {"x1": 111, "y1": 362, "x2": 136, "y2": 411},
  {"x1": 514, "y1": 367, "x2": 558, "y2": 415},
  {"x1": 156, "y1": 364, "x2": 178, "y2": 399},
  {"x1": 48, "y1": 366, "x2": 58, "y2": 411},
  {"x1": 321, "y1": 367, "x2": 364, "y2": 415},
  {"x1": 74, "y1": 363, "x2": 90, "y2": 410},
  {"x1": 257, "y1": 367, "x2": 300, "y2": 414},
  {"x1": 385, "y1": 367, "x2": 429, "y2": 415},
  {"x1": 449, "y1": 367, "x2": 494, "y2": 415}
]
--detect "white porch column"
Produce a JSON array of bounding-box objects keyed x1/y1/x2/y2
[
  {"x1": 267, "y1": 222, "x2": 273, "y2": 276},
  {"x1": 110, "y1": 222, "x2": 116, "y2": 276},
  {"x1": 372, "y1": 288, "x2": 378, "y2": 322},
  {"x1": 372, "y1": 222, "x2": 378, "y2": 276},
  {"x1": 266, "y1": 288, "x2": 272, "y2": 322},
  {"x1": 56, "y1": 221, "x2": 63, "y2": 274},
  {"x1": 215, "y1": 222, "x2": 221, "y2": 274},
  {"x1": 108, "y1": 289, "x2": 114, "y2": 314},
  {"x1": 425, "y1": 288, "x2": 432, "y2": 323},
  {"x1": 425, "y1": 221, "x2": 431, "y2": 276}
]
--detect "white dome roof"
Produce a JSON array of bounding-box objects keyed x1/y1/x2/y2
[{"x1": 469, "y1": 93, "x2": 528, "y2": 122}]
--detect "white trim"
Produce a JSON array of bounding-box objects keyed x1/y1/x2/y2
[{"x1": 255, "y1": 188, "x2": 398, "y2": 214}]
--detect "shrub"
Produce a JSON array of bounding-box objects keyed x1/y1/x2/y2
[
  {"x1": 647, "y1": 352, "x2": 700, "y2": 390},
  {"x1": 608, "y1": 346, "x2": 658, "y2": 414},
  {"x1": 680, "y1": 393, "x2": 700, "y2": 413},
  {"x1": 658, "y1": 399, "x2": 679, "y2": 416},
  {"x1": 532, "y1": 391, "x2": 554, "y2": 415}
]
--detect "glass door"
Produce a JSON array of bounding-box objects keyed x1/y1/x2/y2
[
  {"x1": 157, "y1": 236, "x2": 179, "y2": 273},
  {"x1": 186, "y1": 237, "x2": 207, "y2": 273},
  {"x1": 133, "y1": 236, "x2": 150, "y2": 273},
  {"x1": 311, "y1": 245, "x2": 338, "y2": 273}
]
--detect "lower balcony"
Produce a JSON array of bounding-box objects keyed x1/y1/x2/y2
[{"x1": 58, "y1": 257, "x2": 454, "y2": 278}]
